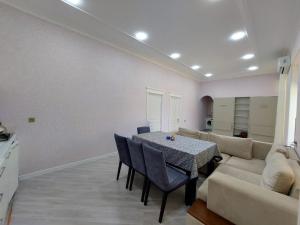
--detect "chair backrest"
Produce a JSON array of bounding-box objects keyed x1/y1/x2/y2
[
  {"x1": 127, "y1": 139, "x2": 146, "y2": 175},
  {"x1": 114, "y1": 134, "x2": 131, "y2": 166},
  {"x1": 137, "y1": 126, "x2": 150, "y2": 134},
  {"x1": 142, "y1": 144, "x2": 169, "y2": 189}
]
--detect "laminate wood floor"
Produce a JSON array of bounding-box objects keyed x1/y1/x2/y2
[{"x1": 11, "y1": 153, "x2": 205, "y2": 225}]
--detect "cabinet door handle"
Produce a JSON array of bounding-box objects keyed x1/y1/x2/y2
[
  {"x1": 0, "y1": 167, "x2": 6, "y2": 178},
  {"x1": 5, "y1": 152, "x2": 11, "y2": 160},
  {"x1": 0, "y1": 193, "x2": 3, "y2": 202}
]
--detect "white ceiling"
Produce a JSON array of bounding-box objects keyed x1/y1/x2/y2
[{"x1": 2, "y1": 0, "x2": 300, "y2": 81}]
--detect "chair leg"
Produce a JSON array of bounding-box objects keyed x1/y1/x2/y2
[
  {"x1": 126, "y1": 167, "x2": 132, "y2": 189},
  {"x1": 144, "y1": 180, "x2": 151, "y2": 206},
  {"x1": 129, "y1": 169, "x2": 135, "y2": 191},
  {"x1": 116, "y1": 161, "x2": 122, "y2": 180},
  {"x1": 141, "y1": 176, "x2": 147, "y2": 202},
  {"x1": 159, "y1": 192, "x2": 169, "y2": 223}
]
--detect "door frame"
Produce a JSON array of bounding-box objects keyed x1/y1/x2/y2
[
  {"x1": 168, "y1": 93, "x2": 182, "y2": 132},
  {"x1": 146, "y1": 88, "x2": 164, "y2": 131}
]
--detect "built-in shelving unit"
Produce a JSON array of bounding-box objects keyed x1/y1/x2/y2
[{"x1": 234, "y1": 97, "x2": 250, "y2": 136}]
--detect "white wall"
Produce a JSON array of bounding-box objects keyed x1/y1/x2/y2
[{"x1": 0, "y1": 3, "x2": 201, "y2": 175}]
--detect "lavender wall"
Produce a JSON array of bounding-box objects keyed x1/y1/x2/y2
[
  {"x1": 0, "y1": 4, "x2": 201, "y2": 175},
  {"x1": 199, "y1": 73, "x2": 279, "y2": 98}
]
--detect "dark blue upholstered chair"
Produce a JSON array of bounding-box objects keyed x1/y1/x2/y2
[
  {"x1": 137, "y1": 126, "x2": 150, "y2": 134},
  {"x1": 114, "y1": 134, "x2": 132, "y2": 189},
  {"x1": 142, "y1": 144, "x2": 189, "y2": 223},
  {"x1": 127, "y1": 139, "x2": 148, "y2": 201}
]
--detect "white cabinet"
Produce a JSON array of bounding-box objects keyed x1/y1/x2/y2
[
  {"x1": 248, "y1": 97, "x2": 278, "y2": 142},
  {"x1": 212, "y1": 98, "x2": 235, "y2": 136},
  {"x1": 0, "y1": 136, "x2": 19, "y2": 224},
  {"x1": 212, "y1": 97, "x2": 277, "y2": 142}
]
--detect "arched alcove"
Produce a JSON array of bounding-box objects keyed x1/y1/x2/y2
[{"x1": 200, "y1": 96, "x2": 213, "y2": 131}]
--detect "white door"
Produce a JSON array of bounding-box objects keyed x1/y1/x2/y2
[
  {"x1": 169, "y1": 95, "x2": 182, "y2": 132},
  {"x1": 249, "y1": 96, "x2": 277, "y2": 142},
  {"x1": 147, "y1": 90, "x2": 163, "y2": 132},
  {"x1": 213, "y1": 97, "x2": 235, "y2": 136}
]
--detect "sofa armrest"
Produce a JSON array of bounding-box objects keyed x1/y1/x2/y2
[
  {"x1": 252, "y1": 140, "x2": 272, "y2": 160},
  {"x1": 207, "y1": 172, "x2": 298, "y2": 225}
]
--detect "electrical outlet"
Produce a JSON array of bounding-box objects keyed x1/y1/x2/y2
[{"x1": 28, "y1": 117, "x2": 36, "y2": 123}]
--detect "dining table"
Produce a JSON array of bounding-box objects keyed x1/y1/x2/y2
[{"x1": 132, "y1": 131, "x2": 221, "y2": 205}]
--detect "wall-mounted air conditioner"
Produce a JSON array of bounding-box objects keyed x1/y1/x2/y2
[{"x1": 277, "y1": 56, "x2": 291, "y2": 75}]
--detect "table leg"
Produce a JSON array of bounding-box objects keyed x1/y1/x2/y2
[
  {"x1": 207, "y1": 159, "x2": 215, "y2": 176},
  {"x1": 185, "y1": 176, "x2": 198, "y2": 206}
]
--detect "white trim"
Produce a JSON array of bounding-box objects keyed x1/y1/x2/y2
[
  {"x1": 19, "y1": 151, "x2": 117, "y2": 180},
  {"x1": 168, "y1": 93, "x2": 182, "y2": 98},
  {"x1": 146, "y1": 87, "x2": 165, "y2": 95}
]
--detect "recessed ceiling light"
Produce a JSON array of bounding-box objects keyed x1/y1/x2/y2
[
  {"x1": 229, "y1": 31, "x2": 247, "y2": 41},
  {"x1": 248, "y1": 66, "x2": 259, "y2": 71},
  {"x1": 62, "y1": 0, "x2": 82, "y2": 6},
  {"x1": 191, "y1": 65, "x2": 201, "y2": 70},
  {"x1": 241, "y1": 53, "x2": 255, "y2": 60},
  {"x1": 134, "y1": 31, "x2": 148, "y2": 41},
  {"x1": 169, "y1": 53, "x2": 181, "y2": 59},
  {"x1": 204, "y1": 73, "x2": 213, "y2": 77}
]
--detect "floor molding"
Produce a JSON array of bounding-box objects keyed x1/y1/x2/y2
[{"x1": 19, "y1": 151, "x2": 117, "y2": 181}]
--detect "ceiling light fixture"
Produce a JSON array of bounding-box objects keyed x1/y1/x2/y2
[
  {"x1": 241, "y1": 53, "x2": 255, "y2": 60},
  {"x1": 62, "y1": 0, "x2": 82, "y2": 6},
  {"x1": 229, "y1": 31, "x2": 247, "y2": 41},
  {"x1": 191, "y1": 65, "x2": 201, "y2": 70},
  {"x1": 248, "y1": 66, "x2": 259, "y2": 71},
  {"x1": 134, "y1": 31, "x2": 148, "y2": 41},
  {"x1": 169, "y1": 53, "x2": 181, "y2": 59},
  {"x1": 204, "y1": 73, "x2": 213, "y2": 77}
]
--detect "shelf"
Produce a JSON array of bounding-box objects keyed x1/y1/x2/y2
[
  {"x1": 235, "y1": 109, "x2": 249, "y2": 111},
  {"x1": 235, "y1": 115, "x2": 248, "y2": 118},
  {"x1": 234, "y1": 122, "x2": 248, "y2": 125},
  {"x1": 235, "y1": 126, "x2": 248, "y2": 130},
  {"x1": 235, "y1": 103, "x2": 249, "y2": 105}
]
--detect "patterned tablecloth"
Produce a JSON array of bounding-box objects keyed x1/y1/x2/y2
[{"x1": 132, "y1": 132, "x2": 220, "y2": 179}]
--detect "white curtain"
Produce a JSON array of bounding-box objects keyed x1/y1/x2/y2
[{"x1": 274, "y1": 74, "x2": 288, "y2": 144}]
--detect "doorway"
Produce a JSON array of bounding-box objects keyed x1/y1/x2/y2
[
  {"x1": 146, "y1": 89, "x2": 163, "y2": 132},
  {"x1": 200, "y1": 96, "x2": 214, "y2": 131},
  {"x1": 169, "y1": 95, "x2": 182, "y2": 132}
]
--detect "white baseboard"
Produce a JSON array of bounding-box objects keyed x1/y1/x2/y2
[{"x1": 19, "y1": 151, "x2": 117, "y2": 180}]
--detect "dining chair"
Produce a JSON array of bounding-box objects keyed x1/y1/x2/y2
[
  {"x1": 114, "y1": 133, "x2": 133, "y2": 189},
  {"x1": 142, "y1": 144, "x2": 189, "y2": 223},
  {"x1": 127, "y1": 139, "x2": 148, "y2": 201},
  {"x1": 137, "y1": 126, "x2": 150, "y2": 134}
]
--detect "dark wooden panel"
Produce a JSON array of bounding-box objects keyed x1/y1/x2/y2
[{"x1": 188, "y1": 200, "x2": 234, "y2": 225}]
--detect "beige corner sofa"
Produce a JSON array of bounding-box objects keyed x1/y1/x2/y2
[{"x1": 177, "y1": 128, "x2": 300, "y2": 225}]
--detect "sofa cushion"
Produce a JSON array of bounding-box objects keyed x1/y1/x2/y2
[
  {"x1": 219, "y1": 153, "x2": 231, "y2": 164},
  {"x1": 209, "y1": 134, "x2": 253, "y2": 160},
  {"x1": 252, "y1": 140, "x2": 273, "y2": 160},
  {"x1": 198, "y1": 164, "x2": 261, "y2": 202},
  {"x1": 177, "y1": 127, "x2": 200, "y2": 139},
  {"x1": 208, "y1": 132, "x2": 221, "y2": 144},
  {"x1": 261, "y1": 153, "x2": 295, "y2": 194},
  {"x1": 265, "y1": 145, "x2": 290, "y2": 164},
  {"x1": 198, "y1": 131, "x2": 209, "y2": 141},
  {"x1": 289, "y1": 159, "x2": 300, "y2": 199},
  {"x1": 225, "y1": 156, "x2": 266, "y2": 175}
]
